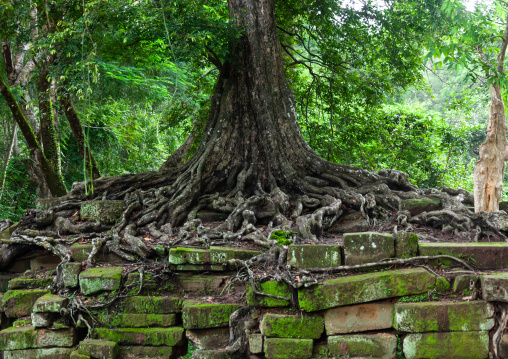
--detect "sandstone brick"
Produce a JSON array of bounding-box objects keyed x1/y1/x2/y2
[
  {"x1": 343, "y1": 232, "x2": 394, "y2": 265},
  {"x1": 324, "y1": 302, "x2": 392, "y2": 335}
]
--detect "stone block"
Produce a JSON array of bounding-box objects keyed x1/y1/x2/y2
[
  {"x1": 246, "y1": 281, "x2": 291, "y2": 307},
  {"x1": 168, "y1": 247, "x2": 260, "y2": 266},
  {"x1": 176, "y1": 274, "x2": 230, "y2": 294},
  {"x1": 93, "y1": 327, "x2": 184, "y2": 346},
  {"x1": 30, "y1": 255, "x2": 61, "y2": 271},
  {"x1": 118, "y1": 345, "x2": 177, "y2": 358},
  {"x1": 62, "y1": 262, "x2": 81, "y2": 288},
  {"x1": 192, "y1": 349, "x2": 232, "y2": 359},
  {"x1": 209, "y1": 247, "x2": 261, "y2": 264},
  {"x1": 33, "y1": 294, "x2": 68, "y2": 313},
  {"x1": 395, "y1": 231, "x2": 418, "y2": 258},
  {"x1": 70, "y1": 244, "x2": 123, "y2": 263},
  {"x1": 124, "y1": 272, "x2": 157, "y2": 291},
  {"x1": 80, "y1": 200, "x2": 125, "y2": 224},
  {"x1": 96, "y1": 313, "x2": 178, "y2": 328},
  {"x1": 70, "y1": 351, "x2": 91, "y2": 359},
  {"x1": 35, "y1": 328, "x2": 77, "y2": 348},
  {"x1": 121, "y1": 296, "x2": 182, "y2": 314},
  {"x1": 248, "y1": 334, "x2": 263, "y2": 354},
  {"x1": 403, "y1": 332, "x2": 489, "y2": 359},
  {"x1": 260, "y1": 314, "x2": 324, "y2": 339},
  {"x1": 79, "y1": 267, "x2": 123, "y2": 295},
  {"x1": 182, "y1": 301, "x2": 241, "y2": 329},
  {"x1": 168, "y1": 248, "x2": 208, "y2": 264},
  {"x1": 287, "y1": 244, "x2": 341, "y2": 269},
  {"x1": 79, "y1": 338, "x2": 119, "y2": 359},
  {"x1": 328, "y1": 333, "x2": 396, "y2": 359},
  {"x1": 298, "y1": 268, "x2": 436, "y2": 312},
  {"x1": 4, "y1": 348, "x2": 72, "y2": 359},
  {"x1": 453, "y1": 274, "x2": 478, "y2": 293},
  {"x1": 402, "y1": 197, "x2": 442, "y2": 215},
  {"x1": 263, "y1": 338, "x2": 313, "y2": 359},
  {"x1": 481, "y1": 273, "x2": 508, "y2": 301},
  {"x1": 419, "y1": 242, "x2": 508, "y2": 269},
  {"x1": 186, "y1": 327, "x2": 230, "y2": 349},
  {"x1": 2, "y1": 289, "x2": 50, "y2": 317},
  {"x1": 343, "y1": 232, "x2": 394, "y2": 265},
  {"x1": 323, "y1": 301, "x2": 392, "y2": 335},
  {"x1": 394, "y1": 301, "x2": 494, "y2": 332},
  {"x1": 31, "y1": 312, "x2": 53, "y2": 328},
  {"x1": 35, "y1": 198, "x2": 62, "y2": 210},
  {"x1": 8, "y1": 277, "x2": 53, "y2": 290}
]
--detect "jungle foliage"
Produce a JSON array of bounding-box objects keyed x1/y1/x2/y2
[{"x1": 0, "y1": 0, "x2": 494, "y2": 220}]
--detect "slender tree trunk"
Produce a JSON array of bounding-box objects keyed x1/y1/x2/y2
[
  {"x1": 474, "y1": 84, "x2": 508, "y2": 212},
  {"x1": 0, "y1": 77, "x2": 67, "y2": 197},
  {"x1": 0, "y1": 122, "x2": 17, "y2": 201},
  {"x1": 58, "y1": 90, "x2": 101, "y2": 179}
]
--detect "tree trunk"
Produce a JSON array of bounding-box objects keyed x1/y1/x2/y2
[
  {"x1": 0, "y1": 122, "x2": 17, "y2": 201},
  {"x1": 0, "y1": 77, "x2": 67, "y2": 197},
  {"x1": 59, "y1": 90, "x2": 101, "y2": 180},
  {"x1": 474, "y1": 84, "x2": 508, "y2": 213}
]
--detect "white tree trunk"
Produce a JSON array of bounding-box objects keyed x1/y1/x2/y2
[{"x1": 474, "y1": 84, "x2": 508, "y2": 212}]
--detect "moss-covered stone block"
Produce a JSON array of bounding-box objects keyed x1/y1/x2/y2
[
  {"x1": 2, "y1": 289, "x2": 50, "y2": 317},
  {"x1": 343, "y1": 232, "x2": 394, "y2": 265},
  {"x1": 62, "y1": 262, "x2": 81, "y2": 288},
  {"x1": 93, "y1": 327, "x2": 184, "y2": 346},
  {"x1": 186, "y1": 327, "x2": 230, "y2": 350},
  {"x1": 248, "y1": 334, "x2": 263, "y2": 354},
  {"x1": 328, "y1": 333, "x2": 396, "y2": 359},
  {"x1": 453, "y1": 274, "x2": 478, "y2": 293},
  {"x1": 246, "y1": 281, "x2": 291, "y2": 307},
  {"x1": 209, "y1": 246, "x2": 261, "y2": 264},
  {"x1": 324, "y1": 301, "x2": 393, "y2": 335},
  {"x1": 402, "y1": 197, "x2": 442, "y2": 216},
  {"x1": 4, "y1": 348, "x2": 73, "y2": 359},
  {"x1": 97, "y1": 313, "x2": 178, "y2": 328},
  {"x1": 395, "y1": 231, "x2": 418, "y2": 258},
  {"x1": 118, "y1": 345, "x2": 176, "y2": 358},
  {"x1": 394, "y1": 301, "x2": 494, "y2": 332},
  {"x1": 8, "y1": 277, "x2": 53, "y2": 290},
  {"x1": 121, "y1": 296, "x2": 182, "y2": 314},
  {"x1": 260, "y1": 314, "x2": 323, "y2": 339},
  {"x1": 298, "y1": 268, "x2": 436, "y2": 312},
  {"x1": 79, "y1": 267, "x2": 123, "y2": 295},
  {"x1": 176, "y1": 274, "x2": 230, "y2": 294},
  {"x1": 80, "y1": 200, "x2": 125, "y2": 224},
  {"x1": 481, "y1": 272, "x2": 508, "y2": 302},
  {"x1": 35, "y1": 328, "x2": 77, "y2": 348},
  {"x1": 70, "y1": 244, "x2": 123, "y2": 264},
  {"x1": 70, "y1": 351, "x2": 91, "y2": 359},
  {"x1": 264, "y1": 338, "x2": 313, "y2": 359},
  {"x1": 192, "y1": 349, "x2": 232, "y2": 359},
  {"x1": 182, "y1": 301, "x2": 241, "y2": 329},
  {"x1": 168, "y1": 248, "x2": 208, "y2": 265},
  {"x1": 0, "y1": 326, "x2": 37, "y2": 350},
  {"x1": 435, "y1": 277, "x2": 451, "y2": 294},
  {"x1": 124, "y1": 272, "x2": 157, "y2": 291},
  {"x1": 419, "y1": 242, "x2": 508, "y2": 269},
  {"x1": 31, "y1": 312, "x2": 53, "y2": 328},
  {"x1": 33, "y1": 294, "x2": 68, "y2": 313},
  {"x1": 403, "y1": 332, "x2": 489, "y2": 359},
  {"x1": 79, "y1": 339, "x2": 119, "y2": 359},
  {"x1": 287, "y1": 245, "x2": 341, "y2": 269}
]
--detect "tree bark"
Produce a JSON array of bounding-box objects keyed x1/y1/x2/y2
[
  {"x1": 474, "y1": 84, "x2": 508, "y2": 213},
  {"x1": 0, "y1": 122, "x2": 17, "y2": 201},
  {"x1": 0, "y1": 77, "x2": 67, "y2": 197},
  {"x1": 58, "y1": 90, "x2": 101, "y2": 179}
]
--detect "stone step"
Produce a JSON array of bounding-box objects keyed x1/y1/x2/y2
[
  {"x1": 78, "y1": 338, "x2": 119, "y2": 359},
  {"x1": 419, "y1": 242, "x2": 508, "y2": 269},
  {"x1": 403, "y1": 332, "x2": 489, "y2": 359},
  {"x1": 186, "y1": 327, "x2": 230, "y2": 350},
  {"x1": 2, "y1": 289, "x2": 50, "y2": 318},
  {"x1": 79, "y1": 267, "x2": 123, "y2": 295},
  {"x1": 33, "y1": 294, "x2": 68, "y2": 313},
  {"x1": 326, "y1": 333, "x2": 396, "y2": 359},
  {"x1": 298, "y1": 268, "x2": 436, "y2": 312},
  {"x1": 263, "y1": 338, "x2": 313, "y2": 359},
  {"x1": 168, "y1": 246, "x2": 261, "y2": 266},
  {"x1": 287, "y1": 244, "x2": 341, "y2": 269},
  {"x1": 0, "y1": 327, "x2": 76, "y2": 350},
  {"x1": 182, "y1": 301, "x2": 241, "y2": 329},
  {"x1": 343, "y1": 232, "x2": 394, "y2": 265},
  {"x1": 481, "y1": 272, "x2": 508, "y2": 301},
  {"x1": 93, "y1": 327, "x2": 184, "y2": 346},
  {"x1": 393, "y1": 301, "x2": 494, "y2": 332},
  {"x1": 120, "y1": 296, "x2": 182, "y2": 314},
  {"x1": 4, "y1": 348, "x2": 72, "y2": 359},
  {"x1": 96, "y1": 313, "x2": 178, "y2": 328},
  {"x1": 70, "y1": 243, "x2": 123, "y2": 264},
  {"x1": 260, "y1": 313, "x2": 324, "y2": 339}
]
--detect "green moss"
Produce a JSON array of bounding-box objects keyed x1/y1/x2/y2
[
  {"x1": 97, "y1": 313, "x2": 178, "y2": 327},
  {"x1": 79, "y1": 267, "x2": 123, "y2": 295},
  {"x1": 80, "y1": 200, "x2": 124, "y2": 224},
  {"x1": 264, "y1": 338, "x2": 313, "y2": 359},
  {"x1": 287, "y1": 245, "x2": 341, "y2": 269},
  {"x1": 0, "y1": 326, "x2": 37, "y2": 350},
  {"x1": 269, "y1": 231, "x2": 295, "y2": 246},
  {"x1": 246, "y1": 281, "x2": 291, "y2": 307},
  {"x1": 33, "y1": 294, "x2": 68, "y2": 313},
  {"x1": 121, "y1": 296, "x2": 182, "y2": 314},
  {"x1": 182, "y1": 302, "x2": 241, "y2": 329},
  {"x1": 260, "y1": 314, "x2": 324, "y2": 339},
  {"x1": 2, "y1": 289, "x2": 50, "y2": 317},
  {"x1": 93, "y1": 327, "x2": 184, "y2": 346},
  {"x1": 8, "y1": 277, "x2": 53, "y2": 290},
  {"x1": 403, "y1": 332, "x2": 489, "y2": 358}
]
